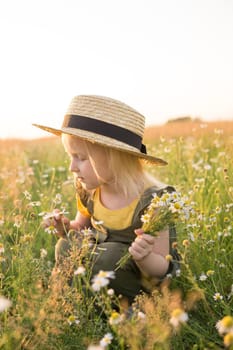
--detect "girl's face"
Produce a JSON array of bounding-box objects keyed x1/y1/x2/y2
[{"x1": 63, "y1": 135, "x2": 113, "y2": 190}]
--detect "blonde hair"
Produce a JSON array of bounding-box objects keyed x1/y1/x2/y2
[{"x1": 62, "y1": 134, "x2": 164, "y2": 197}]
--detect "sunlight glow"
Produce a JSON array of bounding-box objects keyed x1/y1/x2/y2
[{"x1": 0, "y1": 0, "x2": 233, "y2": 139}]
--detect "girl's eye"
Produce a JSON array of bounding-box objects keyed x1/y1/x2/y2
[{"x1": 72, "y1": 154, "x2": 87, "y2": 161}]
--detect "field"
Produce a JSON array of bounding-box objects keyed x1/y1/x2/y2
[{"x1": 0, "y1": 120, "x2": 232, "y2": 349}]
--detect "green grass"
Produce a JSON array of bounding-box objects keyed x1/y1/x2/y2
[{"x1": 0, "y1": 127, "x2": 232, "y2": 350}]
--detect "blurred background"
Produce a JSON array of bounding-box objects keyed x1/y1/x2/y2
[{"x1": 0, "y1": 0, "x2": 233, "y2": 139}]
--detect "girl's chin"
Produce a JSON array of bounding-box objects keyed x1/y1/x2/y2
[{"x1": 81, "y1": 183, "x2": 96, "y2": 190}]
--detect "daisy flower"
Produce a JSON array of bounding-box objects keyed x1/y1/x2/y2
[
  {"x1": 74, "y1": 266, "x2": 86, "y2": 276},
  {"x1": 213, "y1": 293, "x2": 223, "y2": 301},
  {"x1": 91, "y1": 270, "x2": 115, "y2": 292},
  {"x1": 99, "y1": 333, "x2": 113, "y2": 347},
  {"x1": 67, "y1": 315, "x2": 80, "y2": 326},
  {"x1": 216, "y1": 316, "x2": 233, "y2": 335},
  {"x1": 169, "y1": 308, "x2": 188, "y2": 328},
  {"x1": 109, "y1": 311, "x2": 124, "y2": 325}
]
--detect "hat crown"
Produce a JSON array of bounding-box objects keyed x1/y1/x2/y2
[{"x1": 66, "y1": 95, "x2": 145, "y2": 137}]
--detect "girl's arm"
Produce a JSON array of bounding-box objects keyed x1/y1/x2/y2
[
  {"x1": 129, "y1": 228, "x2": 170, "y2": 278},
  {"x1": 69, "y1": 211, "x2": 91, "y2": 231}
]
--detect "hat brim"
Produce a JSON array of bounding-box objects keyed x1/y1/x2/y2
[{"x1": 33, "y1": 123, "x2": 167, "y2": 166}]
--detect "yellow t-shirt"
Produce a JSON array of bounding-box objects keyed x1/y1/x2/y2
[{"x1": 77, "y1": 187, "x2": 139, "y2": 230}]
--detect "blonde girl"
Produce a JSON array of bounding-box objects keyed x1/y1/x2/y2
[{"x1": 34, "y1": 95, "x2": 178, "y2": 305}]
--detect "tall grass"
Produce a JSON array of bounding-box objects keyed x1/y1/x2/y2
[{"x1": 0, "y1": 122, "x2": 232, "y2": 349}]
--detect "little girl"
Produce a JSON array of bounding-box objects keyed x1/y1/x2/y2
[{"x1": 34, "y1": 95, "x2": 178, "y2": 305}]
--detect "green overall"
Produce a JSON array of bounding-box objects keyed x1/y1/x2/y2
[{"x1": 79, "y1": 185, "x2": 180, "y2": 304}]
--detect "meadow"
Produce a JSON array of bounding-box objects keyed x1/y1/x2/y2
[{"x1": 0, "y1": 120, "x2": 232, "y2": 349}]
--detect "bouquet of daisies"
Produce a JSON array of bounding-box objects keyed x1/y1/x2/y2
[{"x1": 116, "y1": 190, "x2": 194, "y2": 269}]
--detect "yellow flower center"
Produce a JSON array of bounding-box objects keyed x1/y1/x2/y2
[
  {"x1": 171, "y1": 308, "x2": 183, "y2": 318},
  {"x1": 222, "y1": 316, "x2": 233, "y2": 328},
  {"x1": 224, "y1": 332, "x2": 233, "y2": 347}
]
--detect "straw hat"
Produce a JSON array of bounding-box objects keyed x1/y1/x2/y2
[{"x1": 33, "y1": 95, "x2": 167, "y2": 165}]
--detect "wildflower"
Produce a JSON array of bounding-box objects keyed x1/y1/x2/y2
[
  {"x1": 219, "y1": 263, "x2": 226, "y2": 268},
  {"x1": 45, "y1": 225, "x2": 58, "y2": 235},
  {"x1": 32, "y1": 159, "x2": 39, "y2": 164},
  {"x1": 0, "y1": 296, "x2": 12, "y2": 312},
  {"x1": 165, "y1": 254, "x2": 173, "y2": 261},
  {"x1": 215, "y1": 207, "x2": 222, "y2": 214},
  {"x1": 99, "y1": 333, "x2": 113, "y2": 347},
  {"x1": 57, "y1": 166, "x2": 66, "y2": 172},
  {"x1": 199, "y1": 273, "x2": 207, "y2": 281},
  {"x1": 169, "y1": 308, "x2": 188, "y2": 328},
  {"x1": 213, "y1": 293, "x2": 223, "y2": 301},
  {"x1": 74, "y1": 266, "x2": 86, "y2": 275},
  {"x1": 204, "y1": 164, "x2": 212, "y2": 170},
  {"x1": 109, "y1": 311, "x2": 124, "y2": 325},
  {"x1": 141, "y1": 213, "x2": 151, "y2": 224},
  {"x1": 81, "y1": 227, "x2": 95, "y2": 237},
  {"x1": 206, "y1": 270, "x2": 215, "y2": 277},
  {"x1": 67, "y1": 315, "x2": 80, "y2": 326},
  {"x1": 97, "y1": 270, "x2": 115, "y2": 279},
  {"x1": 209, "y1": 215, "x2": 217, "y2": 223},
  {"x1": 42, "y1": 209, "x2": 69, "y2": 221},
  {"x1": 182, "y1": 239, "x2": 189, "y2": 247},
  {"x1": 14, "y1": 215, "x2": 23, "y2": 228},
  {"x1": 53, "y1": 193, "x2": 62, "y2": 205},
  {"x1": 91, "y1": 270, "x2": 115, "y2": 292},
  {"x1": 20, "y1": 234, "x2": 33, "y2": 244},
  {"x1": 28, "y1": 201, "x2": 41, "y2": 207},
  {"x1": 107, "y1": 288, "x2": 115, "y2": 296},
  {"x1": 188, "y1": 232, "x2": 195, "y2": 241},
  {"x1": 137, "y1": 311, "x2": 146, "y2": 320},
  {"x1": 214, "y1": 128, "x2": 223, "y2": 134},
  {"x1": 224, "y1": 332, "x2": 233, "y2": 348},
  {"x1": 40, "y1": 248, "x2": 48, "y2": 259},
  {"x1": 160, "y1": 136, "x2": 166, "y2": 142},
  {"x1": 23, "y1": 190, "x2": 32, "y2": 200},
  {"x1": 200, "y1": 123, "x2": 208, "y2": 129},
  {"x1": 0, "y1": 243, "x2": 4, "y2": 254},
  {"x1": 216, "y1": 316, "x2": 233, "y2": 335}
]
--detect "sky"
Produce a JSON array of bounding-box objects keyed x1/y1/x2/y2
[{"x1": 0, "y1": 0, "x2": 233, "y2": 139}]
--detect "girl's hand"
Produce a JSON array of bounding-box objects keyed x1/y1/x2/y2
[
  {"x1": 42, "y1": 209, "x2": 70, "y2": 237},
  {"x1": 129, "y1": 228, "x2": 155, "y2": 261}
]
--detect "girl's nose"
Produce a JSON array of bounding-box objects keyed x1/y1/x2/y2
[{"x1": 69, "y1": 158, "x2": 79, "y2": 173}]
